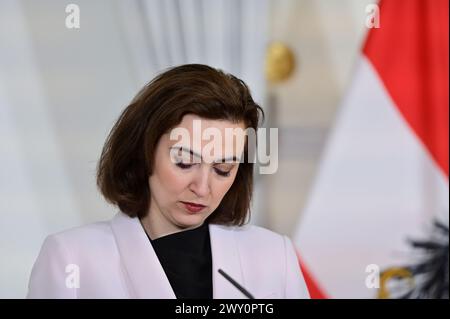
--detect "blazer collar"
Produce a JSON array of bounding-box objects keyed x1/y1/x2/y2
[
  {"x1": 110, "y1": 212, "x2": 175, "y2": 298},
  {"x1": 110, "y1": 212, "x2": 248, "y2": 299},
  {"x1": 209, "y1": 224, "x2": 248, "y2": 299}
]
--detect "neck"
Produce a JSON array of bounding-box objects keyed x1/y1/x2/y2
[
  {"x1": 140, "y1": 202, "x2": 201, "y2": 240},
  {"x1": 139, "y1": 212, "x2": 176, "y2": 240}
]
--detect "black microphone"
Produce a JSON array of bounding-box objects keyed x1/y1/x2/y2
[{"x1": 218, "y1": 269, "x2": 255, "y2": 299}]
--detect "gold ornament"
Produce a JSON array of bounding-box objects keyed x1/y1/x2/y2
[
  {"x1": 265, "y1": 42, "x2": 296, "y2": 83},
  {"x1": 378, "y1": 267, "x2": 414, "y2": 299}
]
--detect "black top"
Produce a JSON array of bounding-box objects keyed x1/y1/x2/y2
[{"x1": 148, "y1": 222, "x2": 213, "y2": 299}]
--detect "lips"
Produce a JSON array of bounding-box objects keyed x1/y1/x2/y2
[{"x1": 181, "y1": 201, "x2": 207, "y2": 213}]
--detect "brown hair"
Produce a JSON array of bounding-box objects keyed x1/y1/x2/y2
[{"x1": 96, "y1": 64, "x2": 264, "y2": 225}]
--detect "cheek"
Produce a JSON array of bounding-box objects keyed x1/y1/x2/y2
[
  {"x1": 152, "y1": 162, "x2": 190, "y2": 197},
  {"x1": 211, "y1": 176, "x2": 236, "y2": 201}
]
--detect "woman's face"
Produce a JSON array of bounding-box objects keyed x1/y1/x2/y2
[{"x1": 146, "y1": 114, "x2": 246, "y2": 236}]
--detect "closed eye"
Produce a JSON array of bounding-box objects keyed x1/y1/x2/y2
[
  {"x1": 176, "y1": 163, "x2": 232, "y2": 177},
  {"x1": 214, "y1": 167, "x2": 231, "y2": 177},
  {"x1": 176, "y1": 163, "x2": 194, "y2": 169}
]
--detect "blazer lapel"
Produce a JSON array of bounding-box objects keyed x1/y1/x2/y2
[
  {"x1": 110, "y1": 212, "x2": 176, "y2": 299},
  {"x1": 110, "y1": 213, "x2": 250, "y2": 299},
  {"x1": 209, "y1": 224, "x2": 249, "y2": 299}
]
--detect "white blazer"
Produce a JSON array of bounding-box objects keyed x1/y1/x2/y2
[{"x1": 27, "y1": 212, "x2": 310, "y2": 299}]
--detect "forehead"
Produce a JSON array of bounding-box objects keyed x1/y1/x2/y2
[
  {"x1": 164, "y1": 114, "x2": 247, "y2": 160},
  {"x1": 177, "y1": 114, "x2": 244, "y2": 132}
]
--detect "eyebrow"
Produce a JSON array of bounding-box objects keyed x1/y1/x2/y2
[{"x1": 169, "y1": 146, "x2": 240, "y2": 163}]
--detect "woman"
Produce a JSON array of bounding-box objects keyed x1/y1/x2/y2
[{"x1": 27, "y1": 64, "x2": 310, "y2": 299}]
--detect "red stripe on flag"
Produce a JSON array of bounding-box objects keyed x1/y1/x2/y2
[
  {"x1": 297, "y1": 254, "x2": 328, "y2": 299},
  {"x1": 363, "y1": 0, "x2": 449, "y2": 177}
]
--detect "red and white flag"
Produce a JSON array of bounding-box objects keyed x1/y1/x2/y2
[{"x1": 294, "y1": 0, "x2": 449, "y2": 298}]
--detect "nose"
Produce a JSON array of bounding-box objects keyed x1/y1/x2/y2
[{"x1": 189, "y1": 166, "x2": 211, "y2": 198}]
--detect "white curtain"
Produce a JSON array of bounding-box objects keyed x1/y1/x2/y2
[
  {"x1": 0, "y1": 0, "x2": 83, "y2": 298},
  {"x1": 114, "y1": 0, "x2": 269, "y2": 104}
]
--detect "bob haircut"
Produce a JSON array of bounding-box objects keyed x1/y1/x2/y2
[{"x1": 96, "y1": 64, "x2": 264, "y2": 226}]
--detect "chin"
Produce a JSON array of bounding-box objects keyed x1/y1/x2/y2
[{"x1": 173, "y1": 211, "x2": 206, "y2": 229}]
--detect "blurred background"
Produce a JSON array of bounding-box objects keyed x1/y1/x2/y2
[{"x1": 1, "y1": 0, "x2": 448, "y2": 298}]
